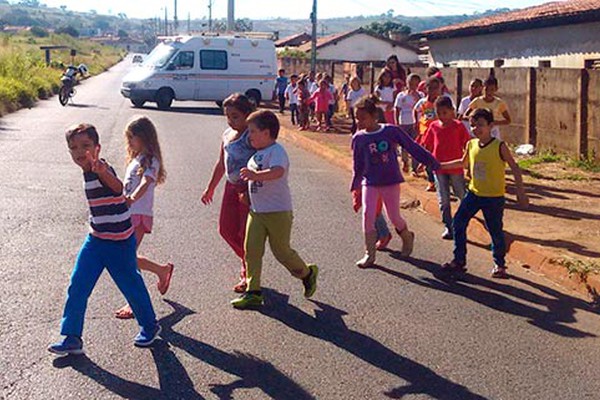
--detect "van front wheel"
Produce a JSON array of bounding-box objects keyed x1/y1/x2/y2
[
  {"x1": 131, "y1": 99, "x2": 145, "y2": 108},
  {"x1": 156, "y1": 88, "x2": 174, "y2": 110},
  {"x1": 245, "y1": 89, "x2": 261, "y2": 108}
]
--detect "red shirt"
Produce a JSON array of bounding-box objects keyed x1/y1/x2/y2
[{"x1": 422, "y1": 119, "x2": 470, "y2": 175}]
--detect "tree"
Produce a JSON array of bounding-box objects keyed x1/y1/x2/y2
[
  {"x1": 30, "y1": 25, "x2": 48, "y2": 37},
  {"x1": 19, "y1": 0, "x2": 40, "y2": 7},
  {"x1": 56, "y1": 25, "x2": 79, "y2": 37},
  {"x1": 235, "y1": 18, "x2": 253, "y2": 32},
  {"x1": 363, "y1": 21, "x2": 411, "y2": 37},
  {"x1": 118, "y1": 29, "x2": 128, "y2": 38}
]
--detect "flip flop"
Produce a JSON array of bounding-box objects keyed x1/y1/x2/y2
[
  {"x1": 115, "y1": 305, "x2": 134, "y2": 320},
  {"x1": 157, "y1": 263, "x2": 174, "y2": 295}
]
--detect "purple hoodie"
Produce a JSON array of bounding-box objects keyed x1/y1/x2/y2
[{"x1": 350, "y1": 124, "x2": 440, "y2": 191}]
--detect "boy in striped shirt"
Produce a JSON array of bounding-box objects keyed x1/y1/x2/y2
[{"x1": 49, "y1": 124, "x2": 161, "y2": 355}]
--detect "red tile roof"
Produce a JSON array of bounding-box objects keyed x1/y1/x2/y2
[
  {"x1": 275, "y1": 32, "x2": 311, "y2": 47},
  {"x1": 418, "y1": 0, "x2": 600, "y2": 40}
]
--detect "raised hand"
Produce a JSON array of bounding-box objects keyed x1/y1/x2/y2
[{"x1": 86, "y1": 147, "x2": 107, "y2": 175}]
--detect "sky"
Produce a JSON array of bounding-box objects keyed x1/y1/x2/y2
[{"x1": 35, "y1": 0, "x2": 554, "y2": 20}]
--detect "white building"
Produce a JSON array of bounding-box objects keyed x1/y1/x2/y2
[
  {"x1": 297, "y1": 28, "x2": 420, "y2": 64},
  {"x1": 415, "y1": 0, "x2": 600, "y2": 69}
]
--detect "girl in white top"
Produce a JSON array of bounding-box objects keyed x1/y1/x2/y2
[
  {"x1": 374, "y1": 69, "x2": 396, "y2": 125},
  {"x1": 394, "y1": 73, "x2": 424, "y2": 173},
  {"x1": 346, "y1": 76, "x2": 366, "y2": 133},
  {"x1": 115, "y1": 116, "x2": 173, "y2": 319}
]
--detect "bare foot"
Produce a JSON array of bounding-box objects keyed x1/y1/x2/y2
[{"x1": 115, "y1": 304, "x2": 134, "y2": 319}]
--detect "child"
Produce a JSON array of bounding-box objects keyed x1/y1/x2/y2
[
  {"x1": 231, "y1": 110, "x2": 318, "y2": 308},
  {"x1": 466, "y1": 76, "x2": 511, "y2": 140},
  {"x1": 457, "y1": 78, "x2": 483, "y2": 135},
  {"x1": 325, "y1": 75, "x2": 337, "y2": 129},
  {"x1": 374, "y1": 69, "x2": 396, "y2": 125},
  {"x1": 421, "y1": 96, "x2": 471, "y2": 240},
  {"x1": 114, "y1": 116, "x2": 174, "y2": 320},
  {"x1": 309, "y1": 79, "x2": 334, "y2": 131},
  {"x1": 346, "y1": 76, "x2": 366, "y2": 134},
  {"x1": 275, "y1": 69, "x2": 288, "y2": 114},
  {"x1": 441, "y1": 108, "x2": 528, "y2": 278},
  {"x1": 49, "y1": 124, "x2": 161, "y2": 355},
  {"x1": 202, "y1": 93, "x2": 256, "y2": 292},
  {"x1": 413, "y1": 76, "x2": 447, "y2": 192},
  {"x1": 285, "y1": 74, "x2": 299, "y2": 125},
  {"x1": 295, "y1": 79, "x2": 311, "y2": 131},
  {"x1": 351, "y1": 96, "x2": 440, "y2": 268},
  {"x1": 394, "y1": 73, "x2": 423, "y2": 173}
]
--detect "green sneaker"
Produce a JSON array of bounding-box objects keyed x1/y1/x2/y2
[
  {"x1": 231, "y1": 292, "x2": 264, "y2": 309},
  {"x1": 302, "y1": 264, "x2": 319, "y2": 298}
]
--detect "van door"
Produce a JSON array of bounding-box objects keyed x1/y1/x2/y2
[
  {"x1": 166, "y1": 50, "x2": 195, "y2": 100},
  {"x1": 196, "y1": 49, "x2": 229, "y2": 101}
]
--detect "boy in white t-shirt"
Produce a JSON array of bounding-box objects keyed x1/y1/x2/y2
[
  {"x1": 394, "y1": 73, "x2": 423, "y2": 172},
  {"x1": 232, "y1": 110, "x2": 318, "y2": 309},
  {"x1": 457, "y1": 78, "x2": 483, "y2": 137},
  {"x1": 285, "y1": 74, "x2": 299, "y2": 125}
]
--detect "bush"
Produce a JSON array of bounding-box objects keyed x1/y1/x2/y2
[{"x1": 30, "y1": 26, "x2": 49, "y2": 38}]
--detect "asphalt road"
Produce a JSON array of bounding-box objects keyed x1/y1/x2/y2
[{"x1": 1, "y1": 59, "x2": 600, "y2": 400}]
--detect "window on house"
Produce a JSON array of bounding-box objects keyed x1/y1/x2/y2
[
  {"x1": 585, "y1": 59, "x2": 600, "y2": 70},
  {"x1": 200, "y1": 50, "x2": 228, "y2": 70},
  {"x1": 494, "y1": 59, "x2": 505, "y2": 68},
  {"x1": 538, "y1": 60, "x2": 551, "y2": 68}
]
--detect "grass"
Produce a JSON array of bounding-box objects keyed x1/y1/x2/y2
[
  {"x1": 517, "y1": 149, "x2": 600, "y2": 181},
  {"x1": 517, "y1": 151, "x2": 562, "y2": 170},
  {"x1": 0, "y1": 31, "x2": 124, "y2": 114}
]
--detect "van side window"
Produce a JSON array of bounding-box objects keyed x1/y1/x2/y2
[
  {"x1": 173, "y1": 51, "x2": 194, "y2": 69},
  {"x1": 200, "y1": 50, "x2": 228, "y2": 70}
]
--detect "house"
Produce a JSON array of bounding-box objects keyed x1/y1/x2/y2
[
  {"x1": 275, "y1": 32, "x2": 311, "y2": 48},
  {"x1": 297, "y1": 28, "x2": 420, "y2": 64},
  {"x1": 414, "y1": 0, "x2": 600, "y2": 69}
]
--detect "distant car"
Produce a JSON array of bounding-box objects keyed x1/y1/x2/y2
[{"x1": 132, "y1": 54, "x2": 144, "y2": 64}]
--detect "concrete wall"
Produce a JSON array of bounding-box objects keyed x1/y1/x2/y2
[
  {"x1": 427, "y1": 21, "x2": 600, "y2": 69},
  {"x1": 535, "y1": 69, "x2": 580, "y2": 154},
  {"x1": 316, "y1": 33, "x2": 420, "y2": 64},
  {"x1": 588, "y1": 70, "x2": 600, "y2": 158}
]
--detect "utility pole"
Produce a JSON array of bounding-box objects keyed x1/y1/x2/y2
[
  {"x1": 173, "y1": 0, "x2": 178, "y2": 33},
  {"x1": 310, "y1": 0, "x2": 317, "y2": 73},
  {"x1": 227, "y1": 0, "x2": 234, "y2": 32},
  {"x1": 187, "y1": 12, "x2": 191, "y2": 34},
  {"x1": 208, "y1": 0, "x2": 213, "y2": 32},
  {"x1": 164, "y1": 7, "x2": 168, "y2": 36}
]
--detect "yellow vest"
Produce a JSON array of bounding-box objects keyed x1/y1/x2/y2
[{"x1": 467, "y1": 138, "x2": 506, "y2": 197}]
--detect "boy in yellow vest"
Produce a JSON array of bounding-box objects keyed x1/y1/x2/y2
[{"x1": 440, "y1": 108, "x2": 528, "y2": 278}]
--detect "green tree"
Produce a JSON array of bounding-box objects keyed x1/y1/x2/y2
[
  {"x1": 30, "y1": 25, "x2": 48, "y2": 37},
  {"x1": 117, "y1": 29, "x2": 128, "y2": 38},
  {"x1": 56, "y1": 25, "x2": 79, "y2": 37},
  {"x1": 363, "y1": 21, "x2": 411, "y2": 37}
]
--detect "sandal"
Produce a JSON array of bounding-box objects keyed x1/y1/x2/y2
[
  {"x1": 115, "y1": 304, "x2": 134, "y2": 320},
  {"x1": 233, "y1": 279, "x2": 247, "y2": 293},
  {"x1": 157, "y1": 263, "x2": 174, "y2": 295}
]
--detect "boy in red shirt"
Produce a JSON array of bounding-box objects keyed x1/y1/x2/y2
[{"x1": 422, "y1": 96, "x2": 470, "y2": 239}]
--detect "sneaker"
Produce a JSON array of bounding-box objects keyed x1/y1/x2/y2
[
  {"x1": 302, "y1": 264, "x2": 319, "y2": 298},
  {"x1": 491, "y1": 265, "x2": 509, "y2": 279},
  {"x1": 48, "y1": 335, "x2": 84, "y2": 356},
  {"x1": 425, "y1": 182, "x2": 436, "y2": 192},
  {"x1": 356, "y1": 253, "x2": 375, "y2": 268},
  {"x1": 231, "y1": 291, "x2": 264, "y2": 309},
  {"x1": 441, "y1": 228, "x2": 453, "y2": 240},
  {"x1": 376, "y1": 234, "x2": 392, "y2": 251},
  {"x1": 134, "y1": 324, "x2": 162, "y2": 348}
]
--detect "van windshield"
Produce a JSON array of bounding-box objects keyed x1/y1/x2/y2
[{"x1": 142, "y1": 43, "x2": 178, "y2": 68}]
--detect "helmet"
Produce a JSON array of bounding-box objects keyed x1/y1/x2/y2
[{"x1": 77, "y1": 63, "x2": 88, "y2": 75}]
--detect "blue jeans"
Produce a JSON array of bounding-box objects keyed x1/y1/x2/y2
[
  {"x1": 453, "y1": 192, "x2": 506, "y2": 267},
  {"x1": 375, "y1": 213, "x2": 390, "y2": 239},
  {"x1": 326, "y1": 104, "x2": 334, "y2": 126},
  {"x1": 60, "y1": 234, "x2": 157, "y2": 337},
  {"x1": 290, "y1": 103, "x2": 298, "y2": 125},
  {"x1": 434, "y1": 173, "x2": 466, "y2": 230}
]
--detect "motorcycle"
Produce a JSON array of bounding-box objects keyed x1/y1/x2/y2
[{"x1": 58, "y1": 64, "x2": 88, "y2": 106}]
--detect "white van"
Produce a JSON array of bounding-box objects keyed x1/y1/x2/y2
[{"x1": 120, "y1": 35, "x2": 277, "y2": 110}]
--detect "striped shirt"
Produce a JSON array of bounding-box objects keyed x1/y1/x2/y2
[{"x1": 84, "y1": 163, "x2": 133, "y2": 241}]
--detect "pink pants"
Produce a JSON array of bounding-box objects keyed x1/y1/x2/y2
[
  {"x1": 362, "y1": 184, "x2": 407, "y2": 234},
  {"x1": 219, "y1": 181, "x2": 250, "y2": 279}
]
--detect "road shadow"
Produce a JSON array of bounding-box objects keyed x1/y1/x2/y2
[
  {"x1": 259, "y1": 289, "x2": 489, "y2": 400},
  {"x1": 67, "y1": 103, "x2": 109, "y2": 110},
  {"x1": 135, "y1": 105, "x2": 223, "y2": 116},
  {"x1": 53, "y1": 300, "x2": 313, "y2": 400},
  {"x1": 376, "y1": 253, "x2": 597, "y2": 338}
]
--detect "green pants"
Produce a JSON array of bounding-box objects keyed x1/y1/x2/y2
[{"x1": 244, "y1": 211, "x2": 309, "y2": 292}]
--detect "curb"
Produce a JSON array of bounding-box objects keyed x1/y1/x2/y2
[{"x1": 279, "y1": 125, "x2": 600, "y2": 300}]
